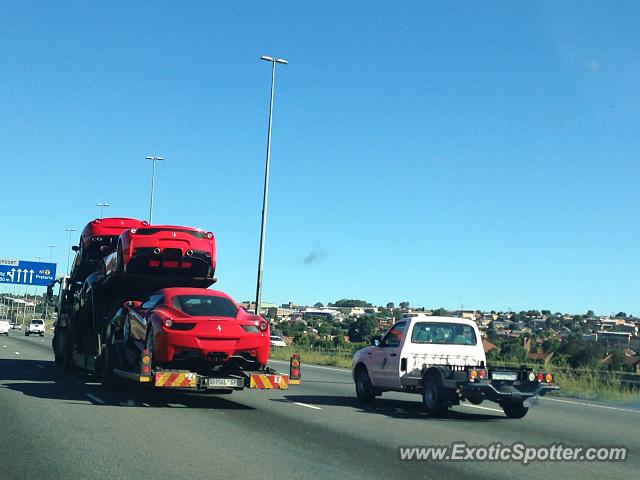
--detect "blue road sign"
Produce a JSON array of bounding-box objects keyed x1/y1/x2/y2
[{"x1": 0, "y1": 259, "x2": 57, "y2": 286}]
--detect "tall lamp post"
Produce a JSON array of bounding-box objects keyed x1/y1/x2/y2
[
  {"x1": 145, "y1": 156, "x2": 164, "y2": 224},
  {"x1": 65, "y1": 227, "x2": 77, "y2": 275},
  {"x1": 254, "y1": 55, "x2": 288, "y2": 315},
  {"x1": 47, "y1": 244, "x2": 55, "y2": 262},
  {"x1": 96, "y1": 202, "x2": 110, "y2": 219}
]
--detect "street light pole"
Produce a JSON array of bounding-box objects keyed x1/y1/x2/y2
[
  {"x1": 47, "y1": 245, "x2": 55, "y2": 262},
  {"x1": 255, "y1": 55, "x2": 288, "y2": 315},
  {"x1": 65, "y1": 227, "x2": 77, "y2": 275},
  {"x1": 96, "y1": 202, "x2": 110, "y2": 219},
  {"x1": 145, "y1": 156, "x2": 164, "y2": 224}
]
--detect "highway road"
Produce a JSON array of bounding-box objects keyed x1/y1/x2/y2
[{"x1": 0, "y1": 333, "x2": 638, "y2": 480}]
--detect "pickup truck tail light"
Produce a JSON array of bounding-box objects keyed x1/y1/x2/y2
[{"x1": 468, "y1": 368, "x2": 487, "y2": 382}]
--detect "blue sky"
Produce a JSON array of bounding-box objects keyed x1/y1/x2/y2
[{"x1": 1, "y1": 1, "x2": 638, "y2": 315}]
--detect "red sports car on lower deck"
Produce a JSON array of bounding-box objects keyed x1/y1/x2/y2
[
  {"x1": 107, "y1": 225, "x2": 216, "y2": 279},
  {"x1": 120, "y1": 288, "x2": 270, "y2": 372}
]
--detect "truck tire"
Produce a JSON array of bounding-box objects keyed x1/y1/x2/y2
[
  {"x1": 422, "y1": 374, "x2": 448, "y2": 417},
  {"x1": 100, "y1": 344, "x2": 126, "y2": 390},
  {"x1": 116, "y1": 243, "x2": 125, "y2": 273},
  {"x1": 502, "y1": 401, "x2": 528, "y2": 419},
  {"x1": 354, "y1": 366, "x2": 375, "y2": 404},
  {"x1": 59, "y1": 329, "x2": 73, "y2": 370}
]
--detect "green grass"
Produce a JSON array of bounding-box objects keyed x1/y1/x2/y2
[
  {"x1": 269, "y1": 345, "x2": 353, "y2": 369},
  {"x1": 270, "y1": 346, "x2": 640, "y2": 404}
]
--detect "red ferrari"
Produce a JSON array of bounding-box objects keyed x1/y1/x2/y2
[
  {"x1": 77, "y1": 217, "x2": 148, "y2": 260},
  {"x1": 121, "y1": 288, "x2": 270, "y2": 372},
  {"x1": 109, "y1": 225, "x2": 216, "y2": 279},
  {"x1": 70, "y1": 217, "x2": 148, "y2": 282}
]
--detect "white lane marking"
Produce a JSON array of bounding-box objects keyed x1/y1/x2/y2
[
  {"x1": 540, "y1": 396, "x2": 640, "y2": 414},
  {"x1": 293, "y1": 402, "x2": 322, "y2": 410},
  {"x1": 2, "y1": 345, "x2": 6, "y2": 347},
  {"x1": 85, "y1": 393, "x2": 106, "y2": 405},
  {"x1": 14, "y1": 351, "x2": 20, "y2": 355},
  {"x1": 36, "y1": 365, "x2": 44, "y2": 369},
  {"x1": 458, "y1": 403, "x2": 503, "y2": 413},
  {"x1": 142, "y1": 403, "x2": 150, "y2": 407},
  {"x1": 168, "y1": 403, "x2": 186, "y2": 408},
  {"x1": 269, "y1": 359, "x2": 349, "y2": 373}
]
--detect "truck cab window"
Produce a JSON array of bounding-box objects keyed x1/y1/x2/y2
[{"x1": 380, "y1": 321, "x2": 406, "y2": 348}]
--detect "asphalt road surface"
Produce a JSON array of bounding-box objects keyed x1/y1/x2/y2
[{"x1": 0, "y1": 333, "x2": 638, "y2": 480}]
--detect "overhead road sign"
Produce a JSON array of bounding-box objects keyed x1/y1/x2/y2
[{"x1": 0, "y1": 260, "x2": 57, "y2": 286}]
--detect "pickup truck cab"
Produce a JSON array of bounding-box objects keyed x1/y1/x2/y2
[
  {"x1": 352, "y1": 315, "x2": 558, "y2": 418},
  {"x1": 26, "y1": 319, "x2": 46, "y2": 337}
]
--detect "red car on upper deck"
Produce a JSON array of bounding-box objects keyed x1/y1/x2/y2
[
  {"x1": 70, "y1": 217, "x2": 148, "y2": 282},
  {"x1": 105, "y1": 225, "x2": 216, "y2": 279},
  {"x1": 78, "y1": 217, "x2": 148, "y2": 260},
  {"x1": 117, "y1": 287, "x2": 270, "y2": 372}
]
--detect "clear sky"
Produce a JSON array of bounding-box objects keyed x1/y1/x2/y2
[{"x1": 1, "y1": 1, "x2": 638, "y2": 315}]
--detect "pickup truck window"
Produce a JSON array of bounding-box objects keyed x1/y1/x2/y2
[
  {"x1": 411, "y1": 322, "x2": 477, "y2": 346},
  {"x1": 380, "y1": 321, "x2": 406, "y2": 348}
]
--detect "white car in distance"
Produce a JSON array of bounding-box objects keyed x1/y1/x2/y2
[
  {"x1": 270, "y1": 335, "x2": 287, "y2": 347},
  {"x1": 26, "y1": 319, "x2": 46, "y2": 337},
  {"x1": 0, "y1": 320, "x2": 10, "y2": 336}
]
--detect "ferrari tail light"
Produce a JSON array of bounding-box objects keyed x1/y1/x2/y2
[
  {"x1": 164, "y1": 318, "x2": 173, "y2": 328},
  {"x1": 206, "y1": 232, "x2": 214, "y2": 239},
  {"x1": 258, "y1": 320, "x2": 268, "y2": 332},
  {"x1": 130, "y1": 228, "x2": 137, "y2": 234}
]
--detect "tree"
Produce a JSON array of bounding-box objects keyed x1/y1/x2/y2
[
  {"x1": 399, "y1": 301, "x2": 410, "y2": 309},
  {"x1": 332, "y1": 299, "x2": 372, "y2": 308},
  {"x1": 432, "y1": 308, "x2": 450, "y2": 317},
  {"x1": 585, "y1": 310, "x2": 595, "y2": 318},
  {"x1": 314, "y1": 302, "x2": 324, "y2": 308},
  {"x1": 386, "y1": 302, "x2": 395, "y2": 310},
  {"x1": 499, "y1": 341, "x2": 527, "y2": 363},
  {"x1": 615, "y1": 312, "x2": 627, "y2": 319},
  {"x1": 348, "y1": 317, "x2": 378, "y2": 343}
]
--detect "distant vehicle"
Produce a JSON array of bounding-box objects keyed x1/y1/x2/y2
[
  {"x1": 104, "y1": 225, "x2": 216, "y2": 279},
  {"x1": 0, "y1": 320, "x2": 9, "y2": 335},
  {"x1": 352, "y1": 315, "x2": 558, "y2": 419},
  {"x1": 26, "y1": 319, "x2": 45, "y2": 337},
  {"x1": 270, "y1": 335, "x2": 287, "y2": 347},
  {"x1": 11, "y1": 323, "x2": 22, "y2": 330}
]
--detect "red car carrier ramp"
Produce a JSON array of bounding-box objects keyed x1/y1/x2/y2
[
  {"x1": 154, "y1": 370, "x2": 198, "y2": 388},
  {"x1": 249, "y1": 373, "x2": 290, "y2": 389}
]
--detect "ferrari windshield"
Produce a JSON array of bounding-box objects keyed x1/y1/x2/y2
[{"x1": 171, "y1": 295, "x2": 237, "y2": 317}]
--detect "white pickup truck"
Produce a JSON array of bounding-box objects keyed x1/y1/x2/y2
[{"x1": 352, "y1": 315, "x2": 558, "y2": 418}]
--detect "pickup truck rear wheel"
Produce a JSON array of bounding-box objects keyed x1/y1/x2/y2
[
  {"x1": 502, "y1": 401, "x2": 528, "y2": 419},
  {"x1": 423, "y1": 376, "x2": 448, "y2": 417},
  {"x1": 354, "y1": 367, "x2": 375, "y2": 404}
]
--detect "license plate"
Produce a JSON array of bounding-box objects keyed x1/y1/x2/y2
[
  {"x1": 492, "y1": 371, "x2": 518, "y2": 381},
  {"x1": 207, "y1": 378, "x2": 241, "y2": 388}
]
